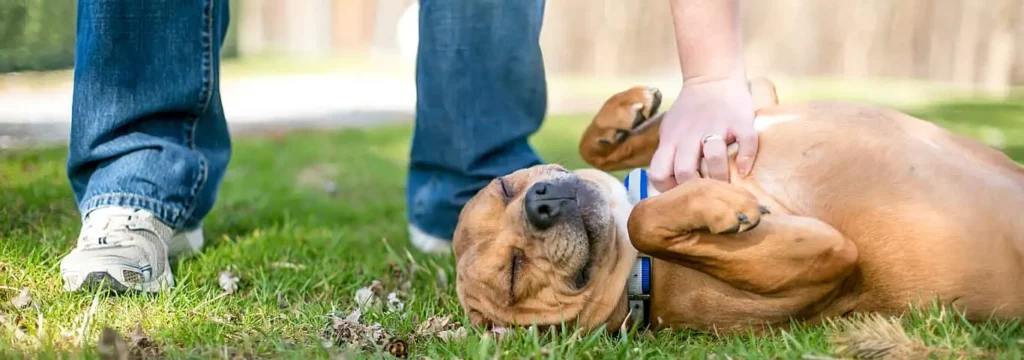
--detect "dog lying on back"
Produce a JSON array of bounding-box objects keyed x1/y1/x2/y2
[{"x1": 451, "y1": 79, "x2": 1024, "y2": 333}]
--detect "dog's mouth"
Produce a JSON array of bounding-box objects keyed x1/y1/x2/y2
[
  {"x1": 570, "y1": 184, "x2": 608, "y2": 290},
  {"x1": 611, "y1": 87, "x2": 663, "y2": 144}
]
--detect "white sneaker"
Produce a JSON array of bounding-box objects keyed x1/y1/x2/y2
[
  {"x1": 408, "y1": 224, "x2": 452, "y2": 255},
  {"x1": 59, "y1": 206, "x2": 204, "y2": 293}
]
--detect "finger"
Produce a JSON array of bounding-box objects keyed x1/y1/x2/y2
[
  {"x1": 701, "y1": 135, "x2": 729, "y2": 182},
  {"x1": 649, "y1": 145, "x2": 677, "y2": 193},
  {"x1": 672, "y1": 139, "x2": 702, "y2": 186},
  {"x1": 734, "y1": 129, "x2": 759, "y2": 177}
]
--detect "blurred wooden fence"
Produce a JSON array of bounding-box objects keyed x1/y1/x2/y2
[
  {"x1": 2, "y1": 0, "x2": 1021, "y2": 92},
  {"x1": 240, "y1": 0, "x2": 1024, "y2": 92}
]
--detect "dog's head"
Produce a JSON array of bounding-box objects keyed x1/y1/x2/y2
[{"x1": 452, "y1": 165, "x2": 637, "y2": 330}]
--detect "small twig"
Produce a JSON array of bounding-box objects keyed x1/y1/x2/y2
[
  {"x1": 79, "y1": 291, "x2": 100, "y2": 348},
  {"x1": 34, "y1": 302, "x2": 44, "y2": 341},
  {"x1": 0, "y1": 286, "x2": 21, "y2": 292},
  {"x1": 619, "y1": 308, "x2": 632, "y2": 333},
  {"x1": 190, "y1": 291, "x2": 231, "y2": 313}
]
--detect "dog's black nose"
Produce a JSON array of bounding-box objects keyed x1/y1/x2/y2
[{"x1": 524, "y1": 180, "x2": 577, "y2": 230}]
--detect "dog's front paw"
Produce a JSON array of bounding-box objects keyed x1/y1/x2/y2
[
  {"x1": 591, "y1": 86, "x2": 662, "y2": 146},
  {"x1": 579, "y1": 86, "x2": 663, "y2": 171},
  {"x1": 686, "y1": 179, "x2": 768, "y2": 234}
]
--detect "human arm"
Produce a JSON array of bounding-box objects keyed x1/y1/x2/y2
[{"x1": 649, "y1": 0, "x2": 757, "y2": 190}]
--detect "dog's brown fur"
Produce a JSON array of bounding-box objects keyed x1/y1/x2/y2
[{"x1": 453, "y1": 79, "x2": 1024, "y2": 334}]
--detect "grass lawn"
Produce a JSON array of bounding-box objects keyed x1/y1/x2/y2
[{"x1": 2, "y1": 93, "x2": 1024, "y2": 359}]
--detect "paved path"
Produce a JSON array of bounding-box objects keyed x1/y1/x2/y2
[{"x1": 0, "y1": 72, "x2": 682, "y2": 149}]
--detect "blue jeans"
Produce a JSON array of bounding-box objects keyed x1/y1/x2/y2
[
  {"x1": 68, "y1": 0, "x2": 547, "y2": 241},
  {"x1": 407, "y1": 0, "x2": 547, "y2": 240}
]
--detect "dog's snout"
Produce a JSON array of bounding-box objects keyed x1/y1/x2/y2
[{"x1": 524, "y1": 181, "x2": 577, "y2": 230}]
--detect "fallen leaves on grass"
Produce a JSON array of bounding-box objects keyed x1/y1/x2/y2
[
  {"x1": 414, "y1": 315, "x2": 467, "y2": 343},
  {"x1": 831, "y1": 314, "x2": 987, "y2": 360},
  {"x1": 10, "y1": 288, "x2": 31, "y2": 309},
  {"x1": 190, "y1": 269, "x2": 244, "y2": 313},
  {"x1": 276, "y1": 291, "x2": 289, "y2": 309},
  {"x1": 97, "y1": 327, "x2": 128, "y2": 360},
  {"x1": 127, "y1": 324, "x2": 161, "y2": 358},
  {"x1": 322, "y1": 310, "x2": 393, "y2": 350},
  {"x1": 96, "y1": 325, "x2": 161, "y2": 360},
  {"x1": 386, "y1": 292, "x2": 404, "y2": 313},
  {"x1": 353, "y1": 280, "x2": 384, "y2": 311},
  {"x1": 219, "y1": 270, "x2": 241, "y2": 294},
  {"x1": 388, "y1": 262, "x2": 413, "y2": 294}
]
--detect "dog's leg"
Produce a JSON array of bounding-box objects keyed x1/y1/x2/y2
[
  {"x1": 579, "y1": 79, "x2": 779, "y2": 171},
  {"x1": 628, "y1": 178, "x2": 857, "y2": 298}
]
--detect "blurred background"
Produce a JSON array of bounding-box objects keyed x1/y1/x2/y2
[{"x1": 1, "y1": 0, "x2": 1022, "y2": 148}]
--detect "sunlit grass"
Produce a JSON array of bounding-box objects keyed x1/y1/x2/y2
[{"x1": 1, "y1": 90, "x2": 1023, "y2": 358}]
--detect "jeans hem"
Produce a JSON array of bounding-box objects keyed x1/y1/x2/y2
[{"x1": 79, "y1": 193, "x2": 193, "y2": 229}]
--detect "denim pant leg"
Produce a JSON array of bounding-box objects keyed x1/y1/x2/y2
[
  {"x1": 408, "y1": 0, "x2": 548, "y2": 241},
  {"x1": 67, "y1": 0, "x2": 231, "y2": 230}
]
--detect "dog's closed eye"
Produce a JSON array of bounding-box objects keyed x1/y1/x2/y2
[
  {"x1": 498, "y1": 177, "x2": 514, "y2": 202},
  {"x1": 509, "y1": 248, "x2": 524, "y2": 304}
]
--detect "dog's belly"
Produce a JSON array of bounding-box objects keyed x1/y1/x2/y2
[{"x1": 680, "y1": 101, "x2": 1024, "y2": 325}]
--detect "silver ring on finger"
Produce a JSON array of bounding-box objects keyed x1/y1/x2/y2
[{"x1": 701, "y1": 134, "x2": 724, "y2": 144}]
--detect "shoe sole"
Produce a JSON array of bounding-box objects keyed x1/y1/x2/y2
[{"x1": 62, "y1": 259, "x2": 173, "y2": 293}]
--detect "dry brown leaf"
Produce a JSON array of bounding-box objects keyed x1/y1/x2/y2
[
  {"x1": 437, "y1": 327, "x2": 468, "y2": 343},
  {"x1": 490, "y1": 326, "x2": 512, "y2": 340},
  {"x1": 322, "y1": 311, "x2": 394, "y2": 351},
  {"x1": 127, "y1": 324, "x2": 161, "y2": 359},
  {"x1": 97, "y1": 327, "x2": 128, "y2": 360},
  {"x1": 415, "y1": 314, "x2": 466, "y2": 343},
  {"x1": 414, "y1": 315, "x2": 454, "y2": 336},
  {"x1": 276, "y1": 291, "x2": 289, "y2": 309},
  {"x1": 353, "y1": 280, "x2": 384, "y2": 311},
  {"x1": 128, "y1": 324, "x2": 150, "y2": 348},
  {"x1": 353, "y1": 289, "x2": 375, "y2": 310},
  {"x1": 388, "y1": 262, "x2": 413, "y2": 293},
  {"x1": 10, "y1": 288, "x2": 31, "y2": 309},
  {"x1": 386, "y1": 292, "x2": 404, "y2": 313},
  {"x1": 219, "y1": 270, "x2": 240, "y2": 294}
]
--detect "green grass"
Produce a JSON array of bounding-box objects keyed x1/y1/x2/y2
[{"x1": 2, "y1": 94, "x2": 1024, "y2": 359}]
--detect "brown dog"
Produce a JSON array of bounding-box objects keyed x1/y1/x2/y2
[{"x1": 452, "y1": 79, "x2": 1024, "y2": 334}]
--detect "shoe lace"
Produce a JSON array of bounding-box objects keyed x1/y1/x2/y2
[{"x1": 78, "y1": 213, "x2": 143, "y2": 248}]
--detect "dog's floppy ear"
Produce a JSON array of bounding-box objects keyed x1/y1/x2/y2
[{"x1": 452, "y1": 225, "x2": 471, "y2": 258}]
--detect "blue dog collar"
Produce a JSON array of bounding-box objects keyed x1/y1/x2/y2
[
  {"x1": 623, "y1": 168, "x2": 654, "y2": 326},
  {"x1": 626, "y1": 256, "x2": 651, "y2": 326},
  {"x1": 624, "y1": 168, "x2": 661, "y2": 206}
]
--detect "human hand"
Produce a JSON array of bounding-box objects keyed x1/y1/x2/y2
[{"x1": 648, "y1": 78, "x2": 757, "y2": 192}]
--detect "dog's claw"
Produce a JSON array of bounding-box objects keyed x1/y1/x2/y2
[
  {"x1": 758, "y1": 205, "x2": 771, "y2": 215},
  {"x1": 737, "y1": 213, "x2": 750, "y2": 225}
]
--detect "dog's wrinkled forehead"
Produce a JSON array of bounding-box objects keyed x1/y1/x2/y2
[{"x1": 452, "y1": 164, "x2": 569, "y2": 256}]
